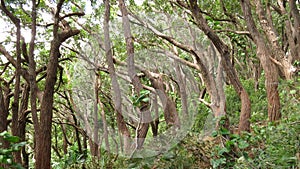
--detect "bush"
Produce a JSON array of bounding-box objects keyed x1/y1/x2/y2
[{"x1": 0, "y1": 131, "x2": 26, "y2": 169}]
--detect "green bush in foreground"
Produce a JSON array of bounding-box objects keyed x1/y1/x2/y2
[{"x1": 0, "y1": 131, "x2": 26, "y2": 169}]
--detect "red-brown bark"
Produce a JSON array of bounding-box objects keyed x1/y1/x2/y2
[
  {"x1": 189, "y1": 0, "x2": 251, "y2": 132},
  {"x1": 240, "y1": 0, "x2": 281, "y2": 121}
]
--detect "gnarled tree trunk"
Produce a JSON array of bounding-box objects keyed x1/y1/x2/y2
[
  {"x1": 240, "y1": 0, "x2": 281, "y2": 121},
  {"x1": 188, "y1": 0, "x2": 252, "y2": 132}
]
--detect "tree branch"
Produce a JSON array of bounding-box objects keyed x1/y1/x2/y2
[{"x1": 60, "y1": 12, "x2": 85, "y2": 21}]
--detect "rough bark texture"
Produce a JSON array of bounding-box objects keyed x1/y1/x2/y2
[
  {"x1": 188, "y1": 0, "x2": 251, "y2": 132},
  {"x1": 18, "y1": 85, "x2": 30, "y2": 168},
  {"x1": 0, "y1": 85, "x2": 9, "y2": 169},
  {"x1": 0, "y1": 85, "x2": 8, "y2": 134},
  {"x1": 0, "y1": 0, "x2": 22, "y2": 163},
  {"x1": 35, "y1": 37, "x2": 60, "y2": 169},
  {"x1": 289, "y1": 0, "x2": 300, "y2": 61},
  {"x1": 143, "y1": 71, "x2": 181, "y2": 127},
  {"x1": 28, "y1": 0, "x2": 39, "y2": 141},
  {"x1": 256, "y1": 0, "x2": 294, "y2": 79},
  {"x1": 240, "y1": 0, "x2": 281, "y2": 121},
  {"x1": 35, "y1": 1, "x2": 80, "y2": 168}
]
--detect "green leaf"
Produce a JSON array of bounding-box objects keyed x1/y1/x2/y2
[
  {"x1": 238, "y1": 140, "x2": 249, "y2": 149},
  {"x1": 211, "y1": 158, "x2": 226, "y2": 168},
  {"x1": 0, "y1": 132, "x2": 20, "y2": 143},
  {"x1": 211, "y1": 130, "x2": 218, "y2": 137},
  {"x1": 12, "y1": 142, "x2": 26, "y2": 151},
  {"x1": 220, "y1": 128, "x2": 230, "y2": 135},
  {"x1": 290, "y1": 90, "x2": 296, "y2": 94},
  {"x1": 6, "y1": 158, "x2": 12, "y2": 164},
  {"x1": 5, "y1": 135, "x2": 20, "y2": 143},
  {"x1": 0, "y1": 149, "x2": 12, "y2": 154},
  {"x1": 141, "y1": 97, "x2": 149, "y2": 102},
  {"x1": 218, "y1": 147, "x2": 230, "y2": 155},
  {"x1": 0, "y1": 131, "x2": 8, "y2": 137},
  {"x1": 225, "y1": 140, "x2": 234, "y2": 149}
]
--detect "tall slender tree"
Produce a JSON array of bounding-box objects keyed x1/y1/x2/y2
[{"x1": 104, "y1": 0, "x2": 131, "y2": 153}]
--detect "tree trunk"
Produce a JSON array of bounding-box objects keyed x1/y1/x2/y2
[
  {"x1": 119, "y1": 0, "x2": 153, "y2": 149},
  {"x1": 0, "y1": 0, "x2": 23, "y2": 163},
  {"x1": 0, "y1": 86, "x2": 9, "y2": 136},
  {"x1": 143, "y1": 70, "x2": 181, "y2": 127},
  {"x1": 98, "y1": 93, "x2": 110, "y2": 153},
  {"x1": 35, "y1": 37, "x2": 60, "y2": 169},
  {"x1": 90, "y1": 74, "x2": 100, "y2": 157},
  {"x1": 0, "y1": 85, "x2": 10, "y2": 169},
  {"x1": 240, "y1": 0, "x2": 281, "y2": 121},
  {"x1": 104, "y1": 0, "x2": 131, "y2": 153},
  {"x1": 11, "y1": 18, "x2": 22, "y2": 166},
  {"x1": 188, "y1": 0, "x2": 251, "y2": 132},
  {"x1": 35, "y1": 1, "x2": 80, "y2": 168},
  {"x1": 18, "y1": 85, "x2": 30, "y2": 168},
  {"x1": 150, "y1": 93, "x2": 159, "y2": 137}
]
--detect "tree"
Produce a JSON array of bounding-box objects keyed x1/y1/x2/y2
[
  {"x1": 187, "y1": 0, "x2": 251, "y2": 132},
  {"x1": 131, "y1": 0, "x2": 251, "y2": 132},
  {"x1": 104, "y1": 0, "x2": 131, "y2": 153},
  {"x1": 0, "y1": 0, "x2": 299, "y2": 168},
  {"x1": 240, "y1": 0, "x2": 281, "y2": 121},
  {"x1": 35, "y1": 1, "x2": 80, "y2": 168},
  {"x1": 1, "y1": 0, "x2": 81, "y2": 168}
]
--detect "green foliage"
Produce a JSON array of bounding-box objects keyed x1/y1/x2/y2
[
  {"x1": 237, "y1": 118, "x2": 300, "y2": 168},
  {"x1": 131, "y1": 89, "x2": 150, "y2": 107},
  {"x1": 62, "y1": 136, "x2": 203, "y2": 169},
  {"x1": 210, "y1": 127, "x2": 250, "y2": 169},
  {"x1": 52, "y1": 145, "x2": 87, "y2": 169},
  {"x1": 0, "y1": 131, "x2": 26, "y2": 169},
  {"x1": 226, "y1": 78, "x2": 268, "y2": 125},
  {"x1": 220, "y1": 76, "x2": 300, "y2": 168}
]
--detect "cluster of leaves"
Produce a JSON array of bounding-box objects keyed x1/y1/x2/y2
[
  {"x1": 0, "y1": 131, "x2": 26, "y2": 169},
  {"x1": 52, "y1": 144, "x2": 87, "y2": 169},
  {"x1": 51, "y1": 75, "x2": 299, "y2": 169},
  {"x1": 210, "y1": 121, "x2": 299, "y2": 168},
  {"x1": 209, "y1": 77, "x2": 300, "y2": 169},
  {"x1": 63, "y1": 144, "x2": 197, "y2": 169}
]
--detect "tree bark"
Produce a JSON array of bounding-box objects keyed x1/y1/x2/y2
[
  {"x1": 104, "y1": 0, "x2": 131, "y2": 153},
  {"x1": 35, "y1": 1, "x2": 80, "y2": 168},
  {"x1": 90, "y1": 74, "x2": 100, "y2": 157},
  {"x1": 256, "y1": 0, "x2": 294, "y2": 79},
  {"x1": 0, "y1": 85, "x2": 8, "y2": 134},
  {"x1": 240, "y1": 0, "x2": 281, "y2": 121},
  {"x1": 18, "y1": 85, "x2": 30, "y2": 168},
  {"x1": 0, "y1": 84, "x2": 9, "y2": 169},
  {"x1": 119, "y1": 0, "x2": 152, "y2": 149},
  {"x1": 142, "y1": 70, "x2": 181, "y2": 128},
  {"x1": 0, "y1": 0, "x2": 23, "y2": 163},
  {"x1": 98, "y1": 92, "x2": 110, "y2": 153},
  {"x1": 289, "y1": 0, "x2": 300, "y2": 61},
  {"x1": 188, "y1": 0, "x2": 251, "y2": 132}
]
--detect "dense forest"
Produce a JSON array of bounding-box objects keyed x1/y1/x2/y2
[{"x1": 0, "y1": 0, "x2": 299, "y2": 168}]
